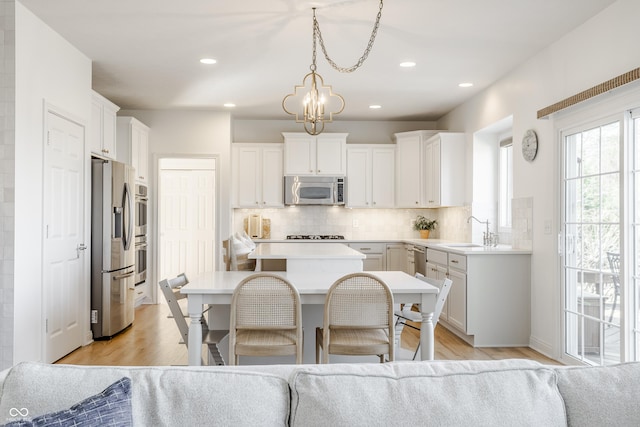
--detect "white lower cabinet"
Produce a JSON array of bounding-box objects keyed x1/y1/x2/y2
[
  {"x1": 425, "y1": 247, "x2": 531, "y2": 347},
  {"x1": 385, "y1": 243, "x2": 407, "y2": 272},
  {"x1": 447, "y1": 253, "x2": 467, "y2": 332},
  {"x1": 426, "y1": 249, "x2": 449, "y2": 322},
  {"x1": 134, "y1": 282, "x2": 149, "y2": 307},
  {"x1": 406, "y1": 244, "x2": 416, "y2": 276},
  {"x1": 349, "y1": 243, "x2": 385, "y2": 271}
]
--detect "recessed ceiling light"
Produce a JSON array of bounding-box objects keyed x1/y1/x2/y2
[
  {"x1": 458, "y1": 82, "x2": 473, "y2": 88},
  {"x1": 399, "y1": 61, "x2": 416, "y2": 68},
  {"x1": 369, "y1": 105, "x2": 382, "y2": 109},
  {"x1": 200, "y1": 58, "x2": 217, "y2": 65},
  {"x1": 223, "y1": 103, "x2": 236, "y2": 108}
]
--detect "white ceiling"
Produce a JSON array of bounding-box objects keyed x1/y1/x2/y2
[{"x1": 20, "y1": 0, "x2": 615, "y2": 121}]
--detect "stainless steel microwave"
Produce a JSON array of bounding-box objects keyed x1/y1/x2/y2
[{"x1": 284, "y1": 176, "x2": 346, "y2": 206}]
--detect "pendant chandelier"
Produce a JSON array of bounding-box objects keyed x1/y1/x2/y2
[{"x1": 282, "y1": 1, "x2": 384, "y2": 135}]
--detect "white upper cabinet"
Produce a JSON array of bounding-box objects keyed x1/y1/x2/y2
[
  {"x1": 346, "y1": 145, "x2": 395, "y2": 208},
  {"x1": 283, "y1": 132, "x2": 348, "y2": 176},
  {"x1": 394, "y1": 130, "x2": 437, "y2": 207},
  {"x1": 424, "y1": 132, "x2": 466, "y2": 207},
  {"x1": 117, "y1": 117, "x2": 150, "y2": 184},
  {"x1": 90, "y1": 90, "x2": 120, "y2": 160},
  {"x1": 232, "y1": 143, "x2": 284, "y2": 208}
]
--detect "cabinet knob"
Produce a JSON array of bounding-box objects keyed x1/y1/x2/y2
[
  {"x1": 415, "y1": 201, "x2": 419, "y2": 205},
  {"x1": 310, "y1": 169, "x2": 313, "y2": 173},
  {"x1": 317, "y1": 170, "x2": 321, "y2": 173},
  {"x1": 255, "y1": 201, "x2": 259, "y2": 205}
]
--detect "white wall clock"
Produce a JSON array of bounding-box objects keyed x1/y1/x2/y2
[{"x1": 522, "y1": 129, "x2": 538, "y2": 162}]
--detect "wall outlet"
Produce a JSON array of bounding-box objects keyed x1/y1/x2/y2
[
  {"x1": 352, "y1": 219, "x2": 359, "y2": 228},
  {"x1": 91, "y1": 310, "x2": 98, "y2": 324}
]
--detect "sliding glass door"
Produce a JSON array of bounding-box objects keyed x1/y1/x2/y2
[
  {"x1": 561, "y1": 117, "x2": 622, "y2": 365},
  {"x1": 632, "y1": 110, "x2": 640, "y2": 361}
]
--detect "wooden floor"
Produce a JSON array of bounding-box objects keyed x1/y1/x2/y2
[{"x1": 57, "y1": 303, "x2": 559, "y2": 366}]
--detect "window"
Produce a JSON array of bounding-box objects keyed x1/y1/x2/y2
[{"x1": 499, "y1": 138, "x2": 513, "y2": 230}]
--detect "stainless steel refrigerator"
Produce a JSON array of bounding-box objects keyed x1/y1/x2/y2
[{"x1": 91, "y1": 158, "x2": 136, "y2": 339}]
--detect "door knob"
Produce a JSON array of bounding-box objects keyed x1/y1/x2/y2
[{"x1": 76, "y1": 243, "x2": 87, "y2": 258}]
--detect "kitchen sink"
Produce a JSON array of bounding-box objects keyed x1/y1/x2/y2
[{"x1": 442, "y1": 243, "x2": 483, "y2": 248}]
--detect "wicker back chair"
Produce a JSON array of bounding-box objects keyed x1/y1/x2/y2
[
  {"x1": 158, "y1": 273, "x2": 227, "y2": 365},
  {"x1": 229, "y1": 273, "x2": 303, "y2": 365},
  {"x1": 316, "y1": 272, "x2": 395, "y2": 364}
]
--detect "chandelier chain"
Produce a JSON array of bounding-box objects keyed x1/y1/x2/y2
[{"x1": 312, "y1": 0, "x2": 383, "y2": 74}]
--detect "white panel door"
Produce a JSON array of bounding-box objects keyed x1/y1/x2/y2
[
  {"x1": 43, "y1": 111, "x2": 85, "y2": 362},
  {"x1": 160, "y1": 163, "x2": 216, "y2": 281},
  {"x1": 192, "y1": 170, "x2": 216, "y2": 276}
]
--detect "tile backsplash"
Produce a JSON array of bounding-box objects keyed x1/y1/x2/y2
[
  {"x1": 512, "y1": 197, "x2": 533, "y2": 250},
  {"x1": 233, "y1": 206, "x2": 473, "y2": 241}
]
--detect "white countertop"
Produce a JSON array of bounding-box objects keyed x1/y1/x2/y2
[
  {"x1": 252, "y1": 239, "x2": 531, "y2": 255},
  {"x1": 249, "y1": 242, "x2": 366, "y2": 260}
]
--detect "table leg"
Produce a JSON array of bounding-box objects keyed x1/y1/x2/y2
[
  {"x1": 419, "y1": 293, "x2": 437, "y2": 361},
  {"x1": 187, "y1": 294, "x2": 204, "y2": 366}
]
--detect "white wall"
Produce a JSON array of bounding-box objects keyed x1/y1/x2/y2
[
  {"x1": 13, "y1": 2, "x2": 91, "y2": 364},
  {"x1": 437, "y1": 0, "x2": 640, "y2": 358},
  {"x1": 0, "y1": 0, "x2": 16, "y2": 371},
  {"x1": 233, "y1": 119, "x2": 437, "y2": 144}
]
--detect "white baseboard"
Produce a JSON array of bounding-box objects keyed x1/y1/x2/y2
[{"x1": 529, "y1": 335, "x2": 555, "y2": 360}]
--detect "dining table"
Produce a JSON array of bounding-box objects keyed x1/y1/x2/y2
[{"x1": 181, "y1": 270, "x2": 439, "y2": 366}]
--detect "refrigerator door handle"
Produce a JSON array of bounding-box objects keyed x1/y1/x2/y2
[
  {"x1": 122, "y1": 182, "x2": 133, "y2": 251},
  {"x1": 112, "y1": 270, "x2": 135, "y2": 281}
]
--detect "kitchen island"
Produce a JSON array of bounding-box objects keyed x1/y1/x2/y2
[{"x1": 249, "y1": 242, "x2": 365, "y2": 273}]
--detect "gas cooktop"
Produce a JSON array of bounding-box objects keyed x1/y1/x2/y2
[{"x1": 286, "y1": 234, "x2": 345, "y2": 240}]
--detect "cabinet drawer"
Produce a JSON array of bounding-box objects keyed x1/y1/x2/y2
[
  {"x1": 448, "y1": 253, "x2": 467, "y2": 271},
  {"x1": 426, "y1": 248, "x2": 447, "y2": 265},
  {"x1": 349, "y1": 243, "x2": 386, "y2": 253}
]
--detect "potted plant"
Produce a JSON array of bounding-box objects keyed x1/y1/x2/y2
[{"x1": 414, "y1": 215, "x2": 437, "y2": 239}]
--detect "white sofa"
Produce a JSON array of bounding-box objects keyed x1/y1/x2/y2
[{"x1": 1, "y1": 359, "x2": 639, "y2": 426}]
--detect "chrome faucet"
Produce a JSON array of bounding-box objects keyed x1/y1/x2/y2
[{"x1": 467, "y1": 216, "x2": 496, "y2": 246}]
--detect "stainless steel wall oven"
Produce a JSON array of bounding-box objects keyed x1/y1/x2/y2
[
  {"x1": 134, "y1": 183, "x2": 148, "y2": 287},
  {"x1": 135, "y1": 235, "x2": 147, "y2": 285},
  {"x1": 135, "y1": 184, "x2": 148, "y2": 236}
]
